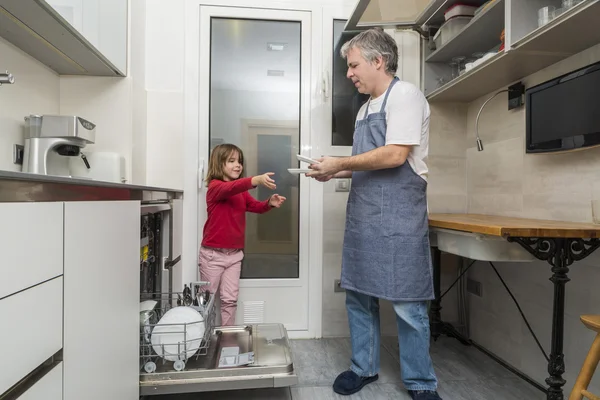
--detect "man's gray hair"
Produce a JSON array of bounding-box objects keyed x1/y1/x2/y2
[{"x1": 340, "y1": 28, "x2": 398, "y2": 75}]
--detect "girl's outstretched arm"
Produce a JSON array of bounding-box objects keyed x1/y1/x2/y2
[{"x1": 208, "y1": 177, "x2": 254, "y2": 201}]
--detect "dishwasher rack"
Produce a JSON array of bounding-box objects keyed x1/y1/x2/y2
[{"x1": 140, "y1": 286, "x2": 216, "y2": 374}]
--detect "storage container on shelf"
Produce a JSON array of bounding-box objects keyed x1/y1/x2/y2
[
  {"x1": 444, "y1": 4, "x2": 477, "y2": 20},
  {"x1": 433, "y1": 16, "x2": 472, "y2": 49}
]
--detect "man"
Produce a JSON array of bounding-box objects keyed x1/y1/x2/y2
[{"x1": 307, "y1": 28, "x2": 441, "y2": 400}]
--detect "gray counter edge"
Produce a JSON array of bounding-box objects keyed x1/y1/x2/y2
[{"x1": 0, "y1": 171, "x2": 183, "y2": 203}]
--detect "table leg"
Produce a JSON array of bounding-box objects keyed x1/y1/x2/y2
[
  {"x1": 430, "y1": 246, "x2": 443, "y2": 340},
  {"x1": 430, "y1": 246, "x2": 471, "y2": 346},
  {"x1": 507, "y1": 237, "x2": 600, "y2": 400},
  {"x1": 547, "y1": 238, "x2": 568, "y2": 400}
]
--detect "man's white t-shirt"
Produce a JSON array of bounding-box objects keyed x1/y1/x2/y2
[{"x1": 355, "y1": 80, "x2": 430, "y2": 181}]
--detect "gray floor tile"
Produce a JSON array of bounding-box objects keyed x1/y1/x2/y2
[
  {"x1": 290, "y1": 337, "x2": 402, "y2": 386},
  {"x1": 291, "y1": 383, "x2": 412, "y2": 400},
  {"x1": 382, "y1": 335, "x2": 516, "y2": 382},
  {"x1": 437, "y1": 378, "x2": 546, "y2": 400}
]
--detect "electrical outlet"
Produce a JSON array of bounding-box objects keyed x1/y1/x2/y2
[
  {"x1": 13, "y1": 144, "x2": 24, "y2": 165},
  {"x1": 334, "y1": 279, "x2": 345, "y2": 292},
  {"x1": 335, "y1": 178, "x2": 350, "y2": 192},
  {"x1": 467, "y1": 278, "x2": 483, "y2": 297}
]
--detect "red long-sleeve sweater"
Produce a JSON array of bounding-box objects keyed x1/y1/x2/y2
[{"x1": 201, "y1": 177, "x2": 272, "y2": 249}]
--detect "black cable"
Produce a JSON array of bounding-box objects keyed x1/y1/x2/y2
[
  {"x1": 488, "y1": 261, "x2": 550, "y2": 362},
  {"x1": 440, "y1": 259, "x2": 477, "y2": 300}
]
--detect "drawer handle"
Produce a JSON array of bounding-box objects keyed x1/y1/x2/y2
[{"x1": 1, "y1": 351, "x2": 62, "y2": 399}]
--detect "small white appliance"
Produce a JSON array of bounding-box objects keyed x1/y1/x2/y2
[{"x1": 69, "y1": 151, "x2": 126, "y2": 183}]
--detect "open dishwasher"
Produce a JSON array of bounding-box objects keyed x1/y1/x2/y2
[{"x1": 139, "y1": 203, "x2": 298, "y2": 396}]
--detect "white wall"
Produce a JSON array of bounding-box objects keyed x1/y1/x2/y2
[
  {"x1": 143, "y1": 0, "x2": 185, "y2": 190},
  {"x1": 0, "y1": 38, "x2": 60, "y2": 172},
  {"x1": 464, "y1": 43, "x2": 600, "y2": 394},
  {"x1": 130, "y1": 0, "x2": 147, "y2": 185},
  {"x1": 59, "y1": 76, "x2": 133, "y2": 181}
]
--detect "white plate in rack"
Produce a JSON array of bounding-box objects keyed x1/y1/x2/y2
[{"x1": 151, "y1": 306, "x2": 205, "y2": 362}]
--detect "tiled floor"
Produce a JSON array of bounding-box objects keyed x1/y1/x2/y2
[{"x1": 149, "y1": 336, "x2": 546, "y2": 399}]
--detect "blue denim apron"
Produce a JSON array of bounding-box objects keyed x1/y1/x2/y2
[{"x1": 340, "y1": 77, "x2": 434, "y2": 302}]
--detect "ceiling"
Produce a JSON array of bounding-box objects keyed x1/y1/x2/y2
[{"x1": 210, "y1": 18, "x2": 301, "y2": 93}]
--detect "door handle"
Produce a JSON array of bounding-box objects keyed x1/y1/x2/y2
[{"x1": 322, "y1": 72, "x2": 330, "y2": 100}]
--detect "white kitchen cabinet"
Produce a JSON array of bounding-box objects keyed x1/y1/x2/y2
[
  {"x1": 45, "y1": 0, "x2": 128, "y2": 73},
  {"x1": 0, "y1": 0, "x2": 127, "y2": 76},
  {"x1": 0, "y1": 202, "x2": 63, "y2": 299},
  {"x1": 63, "y1": 201, "x2": 140, "y2": 400},
  {"x1": 345, "y1": 0, "x2": 600, "y2": 102},
  {"x1": 0, "y1": 277, "x2": 63, "y2": 395},
  {"x1": 18, "y1": 362, "x2": 63, "y2": 400}
]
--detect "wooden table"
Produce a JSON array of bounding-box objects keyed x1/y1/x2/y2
[{"x1": 428, "y1": 214, "x2": 600, "y2": 400}]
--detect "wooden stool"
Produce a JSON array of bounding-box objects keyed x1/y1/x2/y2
[{"x1": 569, "y1": 315, "x2": 600, "y2": 400}]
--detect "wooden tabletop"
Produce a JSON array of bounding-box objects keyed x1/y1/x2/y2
[{"x1": 428, "y1": 213, "x2": 600, "y2": 238}]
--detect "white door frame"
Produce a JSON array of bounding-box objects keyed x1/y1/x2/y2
[
  {"x1": 321, "y1": 5, "x2": 355, "y2": 157},
  {"x1": 183, "y1": 0, "x2": 324, "y2": 338}
]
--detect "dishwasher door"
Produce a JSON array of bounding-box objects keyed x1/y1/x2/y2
[{"x1": 139, "y1": 323, "x2": 298, "y2": 396}]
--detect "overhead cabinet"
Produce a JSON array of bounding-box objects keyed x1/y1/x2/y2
[
  {"x1": 0, "y1": 0, "x2": 127, "y2": 76},
  {"x1": 345, "y1": 0, "x2": 600, "y2": 102}
]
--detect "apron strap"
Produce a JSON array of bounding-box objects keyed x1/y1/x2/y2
[
  {"x1": 380, "y1": 76, "x2": 399, "y2": 110},
  {"x1": 362, "y1": 76, "x2": 400, "y2": 119}
]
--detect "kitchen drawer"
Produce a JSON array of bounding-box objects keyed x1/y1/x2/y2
[
  {"x1": 0, "y1": 277, "x2": 63, "y2": 395},
  {"x1": 18, "y1": 362, "x2": 63, "y2": 400},
  {"x1": 0, "y1": 202, "x2": 63, "y2": 299}
]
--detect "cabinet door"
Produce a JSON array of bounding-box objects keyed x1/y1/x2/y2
[
  {"x1": 0, "y1": 202, "x2": 63, "y2": 299},
  {"x1": 18, "y1": 362, "x2": 63, "y2": 400},
  {"x1": 44, "y1": 0, "x2": 128, "y2": 73},
  {"x1": 0, "y1": 278, "x2": 63, "y2": 395},
  {"x1": 63, "y1": 201, "x2": 140, "y2": 400}
]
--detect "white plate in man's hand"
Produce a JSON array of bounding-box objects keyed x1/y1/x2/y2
[{"x1": 287, "y1": 168, "x2": 311, "y2": 174}]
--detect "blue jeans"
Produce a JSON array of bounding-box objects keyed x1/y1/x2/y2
[{"x1": 346, "y1": 289, "x2": 438, "y2": 391}]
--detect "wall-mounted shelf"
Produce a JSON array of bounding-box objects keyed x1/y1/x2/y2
[
  {"x1": 426, "y1": 0, "x2": 504, "y2": 63},
  {"x1": 417, "y1": 0, "x2": 489, "y2": 27},
  {"x1": 512, "y1": 0, "x2": 600, "y2": 56},
  {"x1": 427, "y1": 50, "x2": 563, "y2": 102},
  {"x1": 426, "y1": 0, "x2": 600, "y2": 103}
]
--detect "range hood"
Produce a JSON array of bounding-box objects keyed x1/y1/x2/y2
[{"x1": 344, "y1": 0, "x2": 458, "y2": 31}]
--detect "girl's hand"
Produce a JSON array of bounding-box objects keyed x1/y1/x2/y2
[
  {"x1": 252, "y1": 173, "x2": 276, "y2": 190},
  {"x1": 269, "y1": 194, "x2": 286, "y2": 208}
]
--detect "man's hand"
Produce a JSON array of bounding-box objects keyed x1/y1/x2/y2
[{"x1": 306, "y1": 157, "x2": 342, "y2": 178}]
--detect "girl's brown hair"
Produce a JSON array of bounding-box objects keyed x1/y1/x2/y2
[{"x1": 205, "y1": 143, "x2": 245, "y2": 184}]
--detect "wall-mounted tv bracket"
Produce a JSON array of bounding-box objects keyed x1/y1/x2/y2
[{"x1": 508, "y1": 81, "x2": 525, "y2": 110}]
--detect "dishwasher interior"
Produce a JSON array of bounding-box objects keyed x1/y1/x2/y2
[{"x1": 139, "y1": 203, "x2": 298, "y2": 396}]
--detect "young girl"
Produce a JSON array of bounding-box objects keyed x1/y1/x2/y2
[{"x1": 199, "y1": 143, "x2": 286, "y2": 326}]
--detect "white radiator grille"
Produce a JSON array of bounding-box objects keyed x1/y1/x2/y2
[{"x1": 243, "y1": 301, "x2": 265, "y2": 324}]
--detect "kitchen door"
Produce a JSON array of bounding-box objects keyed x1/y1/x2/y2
[{"x1": 193, "y1": 5, "x2": 319, "y2": 337}]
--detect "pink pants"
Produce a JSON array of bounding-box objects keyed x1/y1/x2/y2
[{"x1": 198, "y1": 246, "x2": 243, "y2": 326}]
